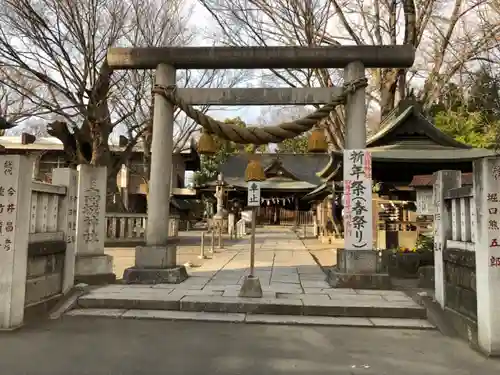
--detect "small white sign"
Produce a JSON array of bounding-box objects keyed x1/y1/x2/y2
[
  {"x1": 416, "y1": 189, "x2": 434, "y2": 215},
  {"x1": 247, "y1": 181, "x2": 261, "y2": 207}
]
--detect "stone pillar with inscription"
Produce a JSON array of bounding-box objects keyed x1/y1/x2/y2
[
  {"x1": 342, "y1": 149, "x2": 374, "y2": 269},
  {"x1": 52, "y1": 168, "x2": 79, "y2": 293},
  {"x1": 326, "y1": 62, "x2": 391, "y2": 289},
  {"x1": 123, "y1": 64, "x2": 188, "y2": 284},
  {"x1": 74, "y1": 165, "x2": 115, "y2": 284},
  {"x1": 0, "y1": 155, "x2": 32, "y2": 329},
  {"x1": 473, "y1": 157, "x2": 500, "y2": 356},
  {"x1": 432, "y1": 170, "x2": 461, "y2": 308}
]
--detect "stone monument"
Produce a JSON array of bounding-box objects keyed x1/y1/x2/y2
[{"x1": 74, "y1": 165, "x2": 115, "y2": 284}]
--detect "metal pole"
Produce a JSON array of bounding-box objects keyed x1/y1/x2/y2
[
  {"x1": 211, "y1": 228, "x2": 215, "y2": 254},
  {"x1": 199, "y1": 231, "x2": 205, "y2": 259},
  {"x1": 250, "y1": 207, "x2": 257, "y2": 277},
  {"x1": 303, "y1": 223, "x2": 307, "y2": 238},
  {"x1": 218, "y1": 225, "x2": 222, "y2": 249}
]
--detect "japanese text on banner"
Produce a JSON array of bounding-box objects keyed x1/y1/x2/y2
[{"x1": 343, "y1": 149, "x2": 372, "y2": 250}]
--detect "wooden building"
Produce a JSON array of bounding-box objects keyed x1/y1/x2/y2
[
  {"x1": 200, "y1": 153, "x2": 330, "y2": 225},
  {"x1": 0, "y1": 135, "x2": 201, "y2": 216},
  {"x1": 305, "y1": 100, "x2": 495, "y2": 245}
]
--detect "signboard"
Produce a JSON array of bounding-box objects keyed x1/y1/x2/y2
[
  {"x1": 343, "y1": 149, "x2": 373, "y2": 250},
  {"x1": 247, "y1": 181, "x2": 261, "y2": 207},
  {"x1": 416, "y1": 189, "x2": 434, "y2": 215}
]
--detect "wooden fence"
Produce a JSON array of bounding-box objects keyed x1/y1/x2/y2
[{"x1": 257, "y1": 207, "x2": 313, "y2": 226}]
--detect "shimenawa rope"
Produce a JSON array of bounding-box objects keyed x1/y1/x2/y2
[{"x1": 152, "y1": 78, "x2": 367, "y2": 145}]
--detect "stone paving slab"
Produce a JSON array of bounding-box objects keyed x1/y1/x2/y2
[
  {"x1": 77, "y1": 227, "x2": 427, "y2": 321},
  {"x1": 66, "y1": 308, "x2": 435, "y2": 330},
  {"x1": 77, "y1": 288, "x2": 426, "y2": 319}
]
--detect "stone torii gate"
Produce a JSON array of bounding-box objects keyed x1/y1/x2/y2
[{"x1": 113, "y1": 46, "x2": 416, "y2": 284}]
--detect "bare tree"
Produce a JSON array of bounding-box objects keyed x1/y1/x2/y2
[
  {"x1": 0, "y1": 68, "x2": 46, "y2": 134},
  {"x1": 113, "y1": 0, "x2": 248, "y2": 188},
  {"x1": 0, "y1": 0, "x2": 131, "y2": 170},
  {"x1": 199, "y1": 0, "x2": 500, "y2": 148},
  {"x1": 0, "y1": 0, "x2": 245, "y2": 206}
]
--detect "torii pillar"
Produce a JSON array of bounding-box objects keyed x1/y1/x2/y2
[{"x1": 124, "y1": 64, "x2": 188, "y2": 284}]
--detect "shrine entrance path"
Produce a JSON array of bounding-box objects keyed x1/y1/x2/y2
[{"x1": 72, "y1": 227, "x2": 430, "y2": 329}]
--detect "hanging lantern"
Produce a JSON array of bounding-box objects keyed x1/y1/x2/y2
[
  {"x1": 197, "y1": 130, "x2": 217, "y2": 155},
  {"x1": 307, "y1": 127, "x2": 328, "y2": 153},
  {"x1": 245, "y1": 157, "x2": 266, "y2": 182}
]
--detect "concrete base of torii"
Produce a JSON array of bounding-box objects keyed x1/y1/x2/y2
[
  {"x1": 326, "y1": 249, "x2": 391, "y2": 290},
  {"x1": 123, "y1": 243, "x2": 188, "y2": 284}
]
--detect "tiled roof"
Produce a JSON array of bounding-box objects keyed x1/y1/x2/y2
[
  {"x1": 220, "y1": 153, "x2": 330, "y2": 185},
  {"x1": 410, "y1": 173, "x2": 473, "y2": 187}
]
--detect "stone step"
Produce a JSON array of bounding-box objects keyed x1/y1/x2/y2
[
  {"x1": 76, "y1": 293, "x2": 427, "y2": 320},
  {"x1": 66, "y1": 308, "x2": 435, "y2": 330}
]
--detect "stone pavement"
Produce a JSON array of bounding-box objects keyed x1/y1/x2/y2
[
  {"x1": 105, "y1": 230, "x2": 238, "y2": 279},
  {"x1": 73, "y1": 227, "x2": 429, "y2": 326}
]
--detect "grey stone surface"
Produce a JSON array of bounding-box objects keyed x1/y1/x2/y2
[
  {"x1": 122, "y1": 310, "x2": 246, "y2": 323},
  {"x1": 67, "y1": 308, "x2": 126, "y2": 318},
  {"x1": 245, "y1": 314, "x2": 374, "y2": 327},
  {"x1": 25, "y1": 273, "x2": 62, "y2": 306},
  {"x1": 418, "y1": 265, "x2": 435, "y2": 289},
  {"x1": 327, "y1": 269, "x2": 392, "y2": 290},
  {"x1": 369, "y1": 318, "x2": 435, "y2": 330},
  {"x1": 135, "y1": 245, "x2": 177, "y2": 269},
  {"x1": 180, "y1": 295, "x2": 303, "y2": 315},
  {"x1": 123, "y1": 265, "x2": 188, "y2": 284},
  {"x1": 239, "y1": 276, "x2": 263, "y2": 298},
  {"x1": 75, "y1": 272, "x2": 116, "y2": 286},
  {"x1": 77, "y1": 293, "x2": 181, "y2": 310},
  {"x1": 302, "y1": 299, "x2": 426, "y2": 319},
  {"x1": 2, "y1": 318, "x2": 499, "y2": 375},
  {"x1": 77, "y1": 228, "x2": 426, "y2": 320},
  {"x1": 75, "y1": 254, "x2": 114, "y2": 276}
]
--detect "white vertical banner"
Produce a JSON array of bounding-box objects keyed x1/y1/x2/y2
[{"x1": 343, "y1": 149, "x2": 373, "y2": 250}]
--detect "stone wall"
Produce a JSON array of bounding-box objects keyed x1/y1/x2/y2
[
  {"x1": 25, "y1": 241, "x2": 66, "y2": 307},
  {"x1": 443, "y1": 247, "x2": 477, "y2": 320}
]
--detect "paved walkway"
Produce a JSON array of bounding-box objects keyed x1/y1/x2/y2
[
  {"x1": 74, "y1": 228, "x2": 429, "y2": 326},
  {"x1": 105, "y1": 230, "x2": 240, "y2": 279}
]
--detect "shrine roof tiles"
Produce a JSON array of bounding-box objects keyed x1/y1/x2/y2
[{"x1": 220, "y1": 153, "x2": 330, "y2": 185}]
